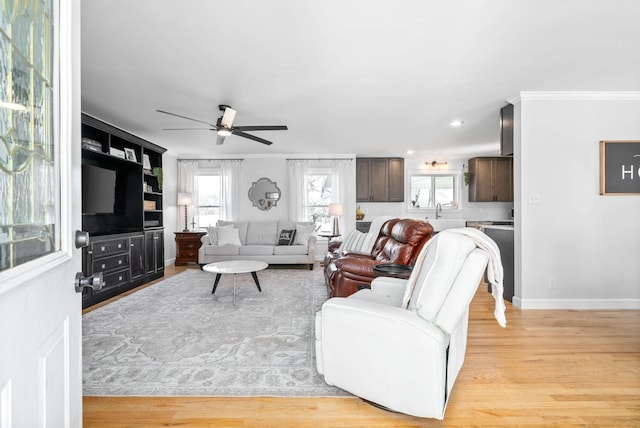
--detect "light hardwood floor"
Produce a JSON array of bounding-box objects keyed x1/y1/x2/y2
[{"x1": 83, "y1": 264, "x2": 640, "y2": 427}]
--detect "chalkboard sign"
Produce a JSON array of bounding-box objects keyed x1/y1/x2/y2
[{"x1": 600, "y1": 140, "x2": 640, "y2": 195}]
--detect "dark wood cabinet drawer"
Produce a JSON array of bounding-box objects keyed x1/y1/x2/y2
[
  {"x1": 91, "y1": 238, "x2": 128, "y2": 256},
  {"x1": 180, "y1": 249, "x2": 198, "y2": 259},
  {"x1": 179, "y1": 241, "x2": 199, "y2": 249},
  {"x1": 92, "y1": 253, "x2": 129, "y2": 274},
  {"x1": 102, "y1": 269, "x2": 130, "y2": 289}
]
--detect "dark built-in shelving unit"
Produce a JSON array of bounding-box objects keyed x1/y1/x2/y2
[{"x1": 81, "y1": 113, "x2": 166, "y2": 308}]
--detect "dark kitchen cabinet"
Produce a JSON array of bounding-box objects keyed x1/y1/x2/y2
[
  {"x1": 500, "y1": 103, "x2": 514, "y2": 156},
  {"x1": 387, "y1": 158, "x2": 405, "y2": 202},
  {"x1": 482, "y1": 226, "x2": 514, "y2": 302},
  {"x1": 356, "y1": 157, "x2": 404, "y2": 202},
  {"x1": 468, "y1": 157, "x2": 513, "y2": 202}
]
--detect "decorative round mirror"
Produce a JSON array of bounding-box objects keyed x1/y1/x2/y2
[{"x1": 248, "y1": 177, "x2": 281, "y2": 211}]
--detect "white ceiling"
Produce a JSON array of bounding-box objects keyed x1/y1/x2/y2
[{"x1": 81, "y1": 0, "x2": 640, "y2": 161}]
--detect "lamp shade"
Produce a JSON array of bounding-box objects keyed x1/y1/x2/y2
[
  {"x1": 177, "y1": 192, "x2": 192, "y2": 205},
  {"x1": 328, "y1": 203, "x2": 343, "y2": 216}
]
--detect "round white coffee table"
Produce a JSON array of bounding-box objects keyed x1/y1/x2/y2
[{"x1": 202, "y1": 260, "x2": 268, "y2": 305}]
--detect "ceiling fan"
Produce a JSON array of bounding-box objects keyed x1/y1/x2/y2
[{"x1": 156, "y1": 105, "x2": 287, "y2": 146}]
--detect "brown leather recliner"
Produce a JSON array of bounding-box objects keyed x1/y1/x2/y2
[{"x1": 324, "y1": 218, "x2": 434, "y2": 298}]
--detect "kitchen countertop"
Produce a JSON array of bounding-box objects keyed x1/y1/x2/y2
[
  {"x1": 466, "y1": 220, "x2": 513, "y2": 225},
  {"x1": 480, "y1": 224, "x2": 514, "y2": 231}
]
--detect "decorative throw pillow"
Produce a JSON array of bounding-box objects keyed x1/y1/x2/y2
[
  {"x1": 206, "y1": 225, "x2": 217, "y2": 245},
  {"x1": 340, "y1": 230, "x2": 366, "y2": 254},
  {"x1": 206, "y1": 224, "x2": 231, "y2": 245},
  {"x1": 277, "y1": 229, "x2": 296, "y2": 246},
  {"x1": 216, "y1": 227, "x2": 242, "y2": 246},
  {"x1": 294, "y1": 223, "x2": 314, "y2": 245}
]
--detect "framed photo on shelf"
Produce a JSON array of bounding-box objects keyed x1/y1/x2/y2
[
  {"x1": 142, "y1": 154, "x2": 152, "y2": 170},
  {"x1": 109, "y1": 147, "x2": 125, "y2": 158},
  {"x1": 124, "y1": 148, "x2": 137, "y2": 162}
]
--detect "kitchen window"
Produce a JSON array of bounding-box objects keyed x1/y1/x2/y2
[{"x1": 408, "y1": 173, "x2": 460, "y2": 210}]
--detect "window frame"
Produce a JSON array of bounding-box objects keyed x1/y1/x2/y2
[
  {"x1": 406, "y1": 169, "x2": 462, "y2": 211},
  {"x1": 194, "y1": 168, "x2": 221, "y2": 228},
  {"x1": 303, "y1": 167, "x2": 334, "y2": 233}
]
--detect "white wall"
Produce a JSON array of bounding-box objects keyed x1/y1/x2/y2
[
  {"x1": 162, "y1": 153, "x2": 178, "y2": 264},
  {"x1": 515, "y1": 92, "x2": 640, "y2": 309}
]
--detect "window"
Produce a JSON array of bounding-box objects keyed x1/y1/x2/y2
[
  {"x1": 303, "y1": 169, "x2": 333, "y2": 232},
  {"x1": 1, "y1": 0, "x2": 57, "y2": 272},
  {"x1": 409, "y1": 174, "x2": 459, "y2": 209},
  {"x1": 196, "y1": 171, "x2": 221, "y2": 227}
]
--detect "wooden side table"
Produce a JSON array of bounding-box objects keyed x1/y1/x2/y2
[
  {"x1": 319, "y1": 233, "x2": 341, "y2": 249},
  {"x1": 174, "y1": 231, "x2": 206, "y2": 266}
]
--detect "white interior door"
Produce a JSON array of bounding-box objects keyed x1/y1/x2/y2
[{"x1": 0, "y1": 0, "x2": 81, "y2": 426}]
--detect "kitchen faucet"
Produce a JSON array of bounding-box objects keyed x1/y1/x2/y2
[{"x1": 435, "y1": 203, "x2": 442, "y2": 219}]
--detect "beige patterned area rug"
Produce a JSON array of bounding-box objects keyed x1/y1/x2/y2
[{"x1": 82, "y1": 268, "x2": 349, "y2": 397}]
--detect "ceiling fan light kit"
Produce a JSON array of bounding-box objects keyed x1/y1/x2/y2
[
  {"x1": 157, "y1": 104, "x2": 287, "y2": 146},
  {"x1": 217, "y1": 127, "x2": 232, "y2": 137},
  {"x1": 219, "y1": 105, "x2": 236, "y2": 128}
]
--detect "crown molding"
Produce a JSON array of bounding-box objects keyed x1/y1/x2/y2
[{"x1": 510, "y1": 91, "x2": 640, "y2": 103}]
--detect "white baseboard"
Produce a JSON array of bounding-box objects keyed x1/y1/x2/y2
[{"x1": 512, "y1": 297, "x2": 640, "y2": 310}]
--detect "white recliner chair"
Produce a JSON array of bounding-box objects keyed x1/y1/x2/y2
[{"x1": 315, "y1": 229, "x2": 506, "y2": 419}]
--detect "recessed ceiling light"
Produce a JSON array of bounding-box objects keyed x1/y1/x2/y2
[
  {"x1": 406, "y1": 149, "x2": 414, "y2": 155},
  {"x1": 449, "y1": 120, "x2": 464, "y2": 127}
]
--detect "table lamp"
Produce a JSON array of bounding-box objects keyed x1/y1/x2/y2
[
  {"x1": 328, "y1": 203, "x2": 343, "y2": 236},
  {"x1": 178, "y1": 192, "x2": 192, "y2": 232}
]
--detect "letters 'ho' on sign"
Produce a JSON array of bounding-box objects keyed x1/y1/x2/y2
[{"x1": 600, "y1": 140, "x2": 640, "y2": 195}]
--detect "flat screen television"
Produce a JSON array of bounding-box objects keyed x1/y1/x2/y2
[
  {"x1": 82, "y1": 164, "x2": 117, "y2": 214},
  {"x1": 81, "y1": 159, "x2": 143, "y2": 235}
]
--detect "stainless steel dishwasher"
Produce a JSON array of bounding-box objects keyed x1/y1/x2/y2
[{"x1": 480, "y1": 225, "x2": 514, "y2": 302}]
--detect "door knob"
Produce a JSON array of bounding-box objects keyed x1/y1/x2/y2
[
  {"x1": 75, "y1": 272, "x2": 104, "y2": 293},
  {"x1": 75, "y1": 230, "x2": 90, "y2": 248}
]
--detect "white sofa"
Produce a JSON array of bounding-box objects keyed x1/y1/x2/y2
[
  {"x1": 198, "y1": 220, "x2": 317, "y2": 270},
  {"x1": 315, "y1": 229, "x2": 506, "y2": 419}
]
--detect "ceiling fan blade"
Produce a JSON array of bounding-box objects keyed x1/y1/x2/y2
[
  {"x1": 216, "y1": 134, "x2": 227, "y2": 145},
  {"x1": 220, "y1": 106, "x2": 236, "y2": 128},
  {"x1": 233, "y1": 130, "x2": 273, "y2": 145},
  {"x1": 162, "y1": 128, "x2": 214, "y2": 131},
  {"x1": 156, "y1": 109, "x2": 217, "y2": 127},
  {"x1": 233, "y1": 125, "x2": 288, "y2": 132}
]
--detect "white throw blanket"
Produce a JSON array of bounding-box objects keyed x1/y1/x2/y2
[
  {"x1": 359, "y1": 216, "x2": 394, "y2": 254},
  {"x1": 401, "y1": 227, "x2": 507, "y2": 328},
  {"x1": 447, "y1": 227, "x2": 507, "y2": 327}
]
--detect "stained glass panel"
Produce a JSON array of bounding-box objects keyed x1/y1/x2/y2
[
  {"x1": 0, "y1": 0, "x2": 57, "y2": 272},
  {"x1": 0, "y1": 35, "x2": 8, "y2": 133}
]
